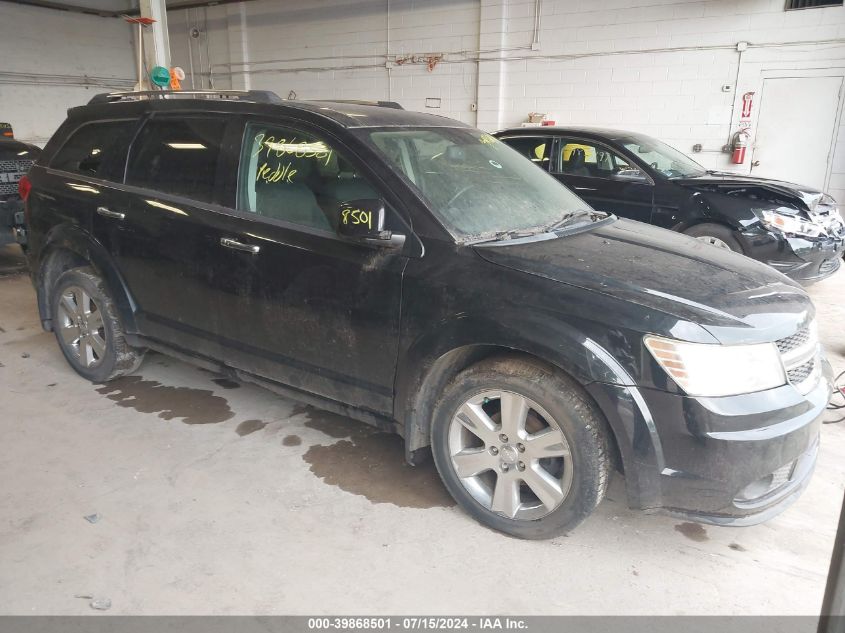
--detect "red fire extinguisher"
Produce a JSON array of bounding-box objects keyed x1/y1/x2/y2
[{"x1": 731, "y1": 130, "x2": 750, "y2": 164}]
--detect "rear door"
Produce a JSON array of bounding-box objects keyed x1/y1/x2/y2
[
  {"x1": 201, "y1": 118, "x2": 411, "y2": 413},
  {"x1": 94, "y1": 114, "x2": 233, "y2": 350},
  {"x1": 500, "y1": 136, "x2": 553, "y2": 171},
  {"x1": 549, "y1": 137, "x2": 654, "y2": 223},
  {"x1": 44, "y1": 118, "x2": 138, "y2": 258}
]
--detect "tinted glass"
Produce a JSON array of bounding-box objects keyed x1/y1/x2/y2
[
  {"x1": 502, "y1": 137, "x2": 552, "y2": 169},
  {"x1": 554, "y1": 139, "x2": 644, "y2": 180},
  {"x1": 51, "y1": 120, "x2": 136, "y2": 180},
  {"x1": 127, "y1": 118, "x2": 225, "y2": 203},
  {"x1": 619, "y1": 135, "x2": 706, "y2": 178},
  {"x1": 366, "y1": 128, "x2": 588, "y2": 239},
  {"x1": 238, "y1": 123, "x2": 379, "y2": 232}
]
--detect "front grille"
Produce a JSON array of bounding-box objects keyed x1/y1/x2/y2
[
  {"x1": 0, "y1": 159, "x2": 33, "y2": 172},
  {"x1": 0, "y1": 159, "x2": 34, "y2": 197},
  {"x1": 787, "y1": 358, "x2": 815, "y2": 385},
  {"x1": 776, "y1": 322, "x2": 821, "y2": 394},
  {"x1": 776, "y1": 327, "x2": 810, "y2": 355}
]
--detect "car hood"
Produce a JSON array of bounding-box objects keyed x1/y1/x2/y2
[
  {"x1": 675, "y1": 171, "x2": 824, "y2": 209},
  {"x1": 473, "y1": 218, "x2": 812, "y2": 344},
  {"x1": 0, "y1": 138, "x2": 40, "y2": 161}
]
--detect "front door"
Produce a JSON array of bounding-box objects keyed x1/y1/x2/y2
[
  {"x1": 205, "y1": 119, "x2": 410, "y2": 414},
  {"x1": 752, "y1": 75, "x2": 843, "y2": 190},
  {"x1": 550, "y1": 137, "x2": 654, "y2": 223}
]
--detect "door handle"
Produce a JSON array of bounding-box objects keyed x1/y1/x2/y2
[
  {"x1": 96, "y1": 206, "x2": 125, "y2": 220},
  {"x1": 220, "y1": 237, "x2": 260, "y2": 254},
  {"x1": 573, "y1": 186, "x2": 597, "y2": 191},
  {"x1": 751, "y1": 160, "x2": 761, "y2": 167}
]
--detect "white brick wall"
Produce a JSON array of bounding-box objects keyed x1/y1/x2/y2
[
  {"x1": 0, "y1": 3, "x2": 135, "y2": 145},
  {"x1": 163, "y1": 0, "x2": 845, "y2": 200}
]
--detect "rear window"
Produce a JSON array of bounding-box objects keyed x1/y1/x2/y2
[
  {"x1": 50, "y1": 120, "x2": 136, "y2": 181},
  {"x1": 126, "y1": 117, "x2": 225, "y2": 203}
]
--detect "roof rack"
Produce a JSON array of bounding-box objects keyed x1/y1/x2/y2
[
  {"x1": 315, "y1": 99, "x2": 404, "y2": 110},
  {"x1": 88, "y1": 90, "x2": 284, "y2": 105}
]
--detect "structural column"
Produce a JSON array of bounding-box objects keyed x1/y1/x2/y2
[{"x1": 140, "y1": 0, "x2": 171, "y2": 81}]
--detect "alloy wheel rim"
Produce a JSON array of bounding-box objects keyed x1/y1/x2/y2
[
  {"x1": 448, "y1": 390, "x2": 573, "y2": 521},
  {"x1": 58, "y1": 286, "x2": 107, "y2": 368},
  {"x1": 695, "y1": 235, "x2": 731, "y2": 250}
]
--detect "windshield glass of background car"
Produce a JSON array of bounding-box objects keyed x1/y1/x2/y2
[
  {"x1": 366, "y1": 128, "x2": 589, "y2": 239},
  {"x1": 620, "y1": 136, "x2": 707, "y2": 178}
]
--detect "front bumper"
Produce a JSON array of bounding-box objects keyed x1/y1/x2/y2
[
  {"x1": 739, "y1": 226, "x2": 844, "y2": 284},
  {"x1": 587, "y1": 357, "x2": 832, "y2": 526},
  {"x1": 0, "y1": 198, "x2": 20, "y2": 246}
]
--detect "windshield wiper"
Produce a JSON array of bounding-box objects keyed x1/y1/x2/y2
[
  {"x1": 540, "y1": 209, "x2": 603, "y2": 232},
  {"x1": 467, "y1": 210, "x2": 605, "y2": 245}
]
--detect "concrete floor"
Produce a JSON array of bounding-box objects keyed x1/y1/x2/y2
[{"x1": 1, "y1": 242, "x2": 844, "y2": 615}]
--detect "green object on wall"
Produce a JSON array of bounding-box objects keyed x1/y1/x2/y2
[{"x1": 150, "y1": 66, "x2": 171, "y2": 88}]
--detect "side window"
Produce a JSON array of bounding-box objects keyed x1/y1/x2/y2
[
  {"x1": 238, "y1": 123, "x2": 379, "y2": 232},
  {"x1": 50, "y1": 120, "x2": 136, "y2": 181},
  {"x1": 126, "y1": 117, "x2": 225, "y2": 203},
  {"x1": 500, "y1": 137, "x2": 552, "y2": 169},
  {"x1": 554, "y1": 139, "x2": 641, "y2": 180}
]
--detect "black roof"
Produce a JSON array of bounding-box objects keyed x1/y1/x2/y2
[
  {"x1": 72, "y1": 93, "x2": 468, "y2": 130},
  {"x1": 494, "y1": 126, "x2": 646, "y2": 141}
]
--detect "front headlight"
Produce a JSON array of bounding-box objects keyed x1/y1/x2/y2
[
  {"x1": 759, "y1": 209, "x2": 823, "y2": 238},
  {"x1": 644, "y1": 335, "x2": 786, "y2": 397}
]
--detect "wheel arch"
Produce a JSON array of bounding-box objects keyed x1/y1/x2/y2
[
  {"x1": 36, "y1": 224, "x2": 137, "y2": 333},
  {"x1": 396, "y1": 319, "x2": 627, "y2": 476}
]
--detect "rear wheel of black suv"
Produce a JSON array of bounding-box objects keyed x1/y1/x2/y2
[
  {"x1": 51, "y1": 267, "x2": 145, "y2": 382},
  {"x1": 431, "y1": 356, "x2": 611, "y2": 539}
]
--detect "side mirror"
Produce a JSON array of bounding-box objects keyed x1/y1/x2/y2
[
  {"x1": 613, "y1": 168, "x2": 648, "y2": 182},
  {"x1": 336, "y1": 199, "x2": 405, "y2": 249}
]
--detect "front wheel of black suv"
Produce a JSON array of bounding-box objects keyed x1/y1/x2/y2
[
  {"x1": 50, "y1": 266, "x2": 145, "y2": 382},
  {"x1": 431, "y1": 356, "x2": 611, "y2": 539}
]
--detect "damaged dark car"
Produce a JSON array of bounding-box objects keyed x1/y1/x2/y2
[
  {"x1": 20, "y1": 92, "x2": 834, "y2": 539},
  {"x1": 496, "y1": 127, "x2": 845, "y2": 284}
]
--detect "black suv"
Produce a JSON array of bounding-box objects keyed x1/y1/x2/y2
[
  {"x1": 20, "y1": 91, "x2": 832, "y2": 539},
  {"x1": 496, "y1": 127, "x2": 845, "y2": 284}
]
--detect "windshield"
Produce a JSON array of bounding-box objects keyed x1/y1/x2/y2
[
  {"x1": 619, "y1": 135, "x2": 706, "y2": 179},
  {"x1": 365, "y1": 127, "x2": 592, "y2": 240}
]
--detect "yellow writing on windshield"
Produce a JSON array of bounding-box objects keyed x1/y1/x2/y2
[
  {"x1": 252, "y1": 133, "x2": 333, "y2": 166},
  {"x1": 256, "y1": 161, "x2": 297, "y2": 184}
]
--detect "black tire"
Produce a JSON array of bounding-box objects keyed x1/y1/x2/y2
[
  {"x1": 431, "y1": 356, "x2": 611, "y2": 539},
  {"x1": 50, "y1": 266, "x2": 145, "y2": 382},
  {"x1": 684, "y1": 223, "x2": 744, "y2": 253}
]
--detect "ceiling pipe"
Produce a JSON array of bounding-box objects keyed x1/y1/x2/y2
[{"x1": 1, "y1": 0, "x2": 264, "y2": 18}]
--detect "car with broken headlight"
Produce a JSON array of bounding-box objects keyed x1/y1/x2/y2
[
  {"x1": 496, "y1": 127, "x2": 845, "y2": 284},
  {"x1": 19, "y1": 91, "x2": 833, "y2": 538}
]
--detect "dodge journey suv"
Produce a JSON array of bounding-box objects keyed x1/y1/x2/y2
[{"x1": 19, "y1": 90, "x2": 832, "y2": 539}]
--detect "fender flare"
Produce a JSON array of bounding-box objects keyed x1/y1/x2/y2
[
  {"x1": 394, "y1": 313, "x2": 658, "y2": 477},
  {"x1": 35, "y1": 223, "x2": 138, "y2": 333}
]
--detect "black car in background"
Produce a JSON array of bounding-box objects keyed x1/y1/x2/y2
[
  {"x1": 0, "y1": 124, "x2": 40, "y2": 246},
  {"x1": 496, "y1": 127, "x2": 845, "y2": 284},
  {"x1": 20, "y1": 92, "x2": 832, "y2": 538}
]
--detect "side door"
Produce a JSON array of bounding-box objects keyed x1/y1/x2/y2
[
  {"x1": 205, "y1": 118, "x2": 413, "y2": 414},
  {"x1": 94, "y1": 114, "x2": 234, "y2": 350},
  {"x1": 549, "y1": 137, "x2": 655, "y2": 223},
  {"x1": 499, "y1": 136, "x2": 553, "y2": 171},
  {"x1": 45, "y1": 118, "x2": 139, "y2": 252}
]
